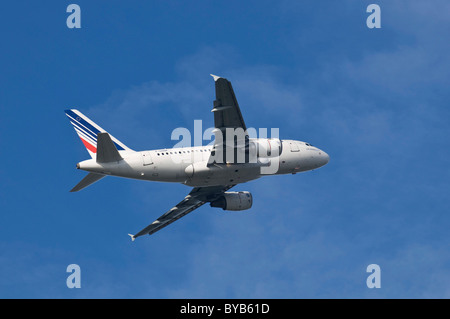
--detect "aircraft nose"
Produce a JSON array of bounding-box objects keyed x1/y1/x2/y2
[
  {"x1": 318, "y1": 150, "x2": 330, "y2": 166},
  {"x1": 323, "y1": 151, "x2": 330, "y2": 164}
]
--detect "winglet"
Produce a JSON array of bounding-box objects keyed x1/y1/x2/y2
[
  {"x1": 128, "y1": 234, "x2": 136, "y2": 242},
  {"x1": 210, "y1": 74, "x2": 221, "y2": 81}
]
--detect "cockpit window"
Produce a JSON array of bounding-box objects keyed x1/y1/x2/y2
[{"x1": 305, "y1": 143, "x2": 312, "y2": 146}]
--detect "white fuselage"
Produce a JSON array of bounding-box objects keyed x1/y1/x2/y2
[{"x1": 77, "y1": 139, "x2": 329, "y2": 187}]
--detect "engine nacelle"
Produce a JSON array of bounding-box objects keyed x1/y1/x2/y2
[
  {"x1": 210, "y1": 191, "x2": 253, "y2": 211},
  {"x1": 249, "y1": 138, "x2": 282, "y2": 158}
]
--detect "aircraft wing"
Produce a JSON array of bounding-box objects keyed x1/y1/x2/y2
[
  {"x1": 209, "y1": 75, "x2": 249, "y2": 164},
  {"x1": 211, "y1": 74, "x2": 247, "y2": 132},
  {"x1": 129, "y1": 185, "x2": 234, "y2": 240}
]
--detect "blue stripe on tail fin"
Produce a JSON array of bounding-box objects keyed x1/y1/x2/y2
[{"x1": 65, "y1": 109, "x2": 132, "y2": 158}]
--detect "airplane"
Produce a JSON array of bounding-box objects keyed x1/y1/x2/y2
[{"x1": 65, "y1": 75, "x2": 329, "y2": 240}]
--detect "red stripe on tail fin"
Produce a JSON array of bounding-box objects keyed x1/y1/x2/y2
[{"x1": 80, "y1": 137, "x2": 97, "y2": 153}]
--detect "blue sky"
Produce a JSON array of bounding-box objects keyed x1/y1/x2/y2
[{"x1": 1, "y1": 0, "x2": 449, "y2": 298}]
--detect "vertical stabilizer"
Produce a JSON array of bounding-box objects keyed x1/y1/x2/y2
[{"x1": 64, "y1": 109, "x2": 133, "y2": 159}]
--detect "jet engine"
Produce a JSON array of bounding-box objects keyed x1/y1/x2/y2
[{"x1": 210, "y1": 191, "x2": 253, "y2": 211}]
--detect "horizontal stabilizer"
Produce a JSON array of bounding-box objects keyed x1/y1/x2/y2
[
  {"x1": 70, "y1": 173, "x2": 105, "y2": 192},
  {"x1": 96, "y1": 132, "x2": 123, "y2": 163}
]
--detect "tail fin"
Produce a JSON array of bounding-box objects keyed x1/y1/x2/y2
[{"x1": 64, "y1": 109, "x2": 133, "y2": 159}]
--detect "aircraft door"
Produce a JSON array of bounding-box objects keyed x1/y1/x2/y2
[
  {"x1": 289, "y1": 141, "x2": 300, "y2": 152},
  {"x1": 142, "y1": 151, "x2": 153, "y2": 166}
]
